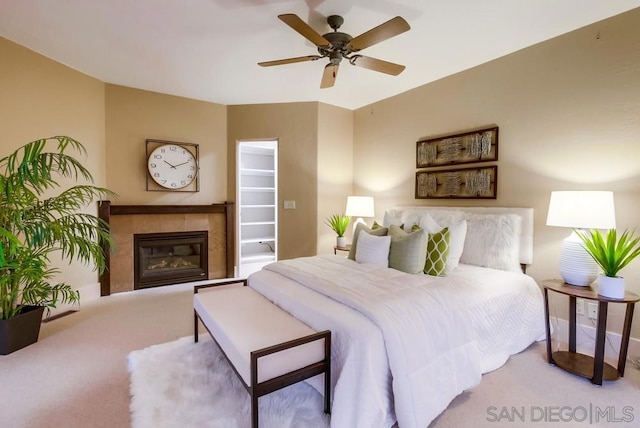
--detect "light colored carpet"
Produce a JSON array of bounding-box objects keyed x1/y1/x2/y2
[
  {"x1": 1, "y1": 281, "x2": 638, "y2": 428},
  {"x1": 128, "y1": 334, "x2": 640, "y2": 428},
  {"x1": 128, "y1": 335, "x2": 328, "y2": 428},
  {"x1": 431, "y1": 342, "x2": 640, "y2": 427}
]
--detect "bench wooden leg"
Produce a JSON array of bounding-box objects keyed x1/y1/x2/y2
[
  {"x1": 194, "y1": 310, "x2": 199, "y2": 343},
  {"x1": 251, "y1": 391, "x2": 258, "y2": 428},
  {"x1": 324, "y1": 333, "x2": 331, "y2": 414},
  {"x1": 324, "y1": 373, "x2": 330, "y2": 414}
]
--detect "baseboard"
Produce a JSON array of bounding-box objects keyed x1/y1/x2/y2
[
  {"x1": 45, "y1": 282, "x2": 101, "y2": 319},
  {"x1": 551, "y1": 317, "x2": 640, "y2": 364},
  {"x1": 78, "y1": 282, "x2": 102, "y2": 301}
]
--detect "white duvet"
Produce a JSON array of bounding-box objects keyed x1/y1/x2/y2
[{"x1": 248, "y1": 255, "x2": 545, "y2": 428}]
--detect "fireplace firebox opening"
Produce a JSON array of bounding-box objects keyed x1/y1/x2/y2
[{"x1": 134, "y1": 231, "x2": 208, "y2": 289}]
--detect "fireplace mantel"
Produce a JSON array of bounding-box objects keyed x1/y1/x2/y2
[{"x1": 98, "y1": 201, "x2": 235, "y2": 296}]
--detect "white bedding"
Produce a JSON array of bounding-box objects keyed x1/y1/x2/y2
[{"x1": 248, "y1": 255, "x2": 545, "y2": 428}]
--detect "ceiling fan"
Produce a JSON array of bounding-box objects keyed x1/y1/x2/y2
[{"x1": 258, "y1": 14, "x2": 410, "y2": 89}]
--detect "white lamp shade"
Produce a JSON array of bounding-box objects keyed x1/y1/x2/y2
[
  {"x1": 546, "y1": 191, "x2": 616, "y2": 229},
  {"x1": 546, "y1": 191, "x2": 616, "y2": 286},
  {"x1": 345, "y1": 196, "x2": 375, "y2": 218}
]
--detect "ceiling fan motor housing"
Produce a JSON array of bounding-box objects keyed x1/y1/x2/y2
[{"x1": 319, "y1": 31, "x2": 352, "y2": 56}]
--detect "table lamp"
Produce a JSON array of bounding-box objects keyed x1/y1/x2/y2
[
  {"x1": 345, "y1": 196, "x2": 375, "y2": 236},
  {"x1": 546, "y1": 191, "x2": 616, "y2": 286}
]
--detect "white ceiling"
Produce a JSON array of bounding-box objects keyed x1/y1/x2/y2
[{"x1": 1, "y1": 0, "x2": 639, "y2": 110}]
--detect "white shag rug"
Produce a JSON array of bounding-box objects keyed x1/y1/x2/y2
[{"x1": 127, "y1": 335, "x2": 329, "y2": 428}]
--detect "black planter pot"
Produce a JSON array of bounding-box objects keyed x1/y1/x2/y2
[{"x1": 0, "y1": 305, "x2": 45, "y2": 355}]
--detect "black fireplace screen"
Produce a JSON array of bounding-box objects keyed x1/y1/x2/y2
[{"x1": 134, "y1": 231, "x2": 208, "y2": 289}]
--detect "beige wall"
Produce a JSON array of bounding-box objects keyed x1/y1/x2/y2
[
  {"x1": 227, "y1": 103, "x2": 319, "y2": 262},
  {"x1": 353, "y1": 9, "x2": 640, "y2": 337},
  {"x1": 0, "y1": 36, "x2": 106, "y2": 294},
  {"x1": 317, "y1": 103, "x2": 354, "y2": 254},
  {"x1": 1, "y1": 38, "x2": 230, "y2": 298},
  {"x1": 105, "y1": 84, "x2": 227, "y2": 205},
  {"x1": 4, "y1": 6, "x2": 640, "y2": 341}
]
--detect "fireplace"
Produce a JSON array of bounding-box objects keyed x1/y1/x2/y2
[
  {"x1": 134, "y1": 231, "x2": 209, "y2": 289},
  {"x1": 97, "y1": 201, "x2": 234, "y2": 295}
]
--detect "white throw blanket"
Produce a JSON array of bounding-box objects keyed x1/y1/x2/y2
[
  {"x1": 263, "y1": 256, "x2": 489, "y2": 428},
  {"x1": 249, "y1": 269, "x2": 394, "y2": 428},
  {"x1": 255, "y1": 256, "x2": 546, "y2": 428}
]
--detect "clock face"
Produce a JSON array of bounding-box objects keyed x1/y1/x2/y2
[{"x1": 147, "y1": 144, "x2": 198, "y2": 189}]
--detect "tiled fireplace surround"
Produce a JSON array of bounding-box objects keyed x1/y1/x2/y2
[{"x1": 98, "y1": 201, "x2": 235, "y2": 295}]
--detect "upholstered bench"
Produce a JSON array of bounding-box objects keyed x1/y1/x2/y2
[{"x1": 193, "y1": 279, "x2": 331, "y2": 428}]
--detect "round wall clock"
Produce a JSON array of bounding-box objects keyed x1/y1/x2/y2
[{"x1": 147, "y1": 142, "x2": 198, "y2": 190}]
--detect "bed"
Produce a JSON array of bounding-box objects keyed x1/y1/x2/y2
[{"x1": 246, "y1": 206, "x2": 546, "y2": 428}]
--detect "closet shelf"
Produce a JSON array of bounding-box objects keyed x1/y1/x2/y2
[
  {"x1": 241, "y1": 221, "x2": 276, "y2": 226},
  {"x1": 241, "y1": 252, "x2": 276, "y2": 263},
  {"x1": 240, "y1": 187, "x2": 275, "y2": 192},
  {"x1": 240, "y1": 168, "x2": 275, "y2": 176},
  {"x1": 241, "y1": 237, "x2": 275, "y2": 244}
]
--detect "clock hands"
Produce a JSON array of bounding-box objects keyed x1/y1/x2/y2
[{"x1": 163, "y1": 160, "x2": 191, "y2": 169}]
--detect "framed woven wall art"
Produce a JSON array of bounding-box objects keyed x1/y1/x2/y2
[
  {"x1": 415, "y1": 165, "x2": 497, "y2": 199},
  {"x1": 416, "y1": 126, "x2": 498, "y2": 168}
]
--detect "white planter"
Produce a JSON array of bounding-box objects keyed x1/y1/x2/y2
[
  {"x1": 597, "y1": 274, "x2": 625, "y2": 299},
  {"x1": 336, "y1": 236, "x2": 347, "y2": 248}
]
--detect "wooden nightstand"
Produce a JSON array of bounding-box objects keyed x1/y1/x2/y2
[
  {"x1": 542, "y1": 278, "x2": 640, "y2": 385},
  {"x1": 333, "y1": 244, "x2": 351, "y2": 255}
]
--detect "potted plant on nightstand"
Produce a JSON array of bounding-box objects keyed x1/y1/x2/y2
[
  {"x1": 0, "y1": 136, "x2": 116, "y2": 354},
  {"x1": 325, "y1": 214, "x2": 351, "y2": 248},
  {"x1": 576, "y1": 229, "x2": 640, "y2": 299}
]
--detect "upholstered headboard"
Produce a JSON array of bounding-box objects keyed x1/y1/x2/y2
[{"x1": 386, "y1": 206, "x2": 534, "y2": 266}]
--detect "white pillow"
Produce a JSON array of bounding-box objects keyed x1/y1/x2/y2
[
  {"x1": 355, "y1": 232, "x2": 391, "y2": 267},
  {"x1": 419, "y1": 213, "x2": 467, "y2": 272},
  {"x1": 460, "y1": 213, "x2": 521, "y2": 272},
  {"x1": 400, "y1": 209, "x2": 427, "y2": 232},
  {"x1": 444, "y1": 220, "x2": 467, "y2": 272},
  {"x1": 382, "y1": 211, "x2": 403, "y2": 228},
  {"x1": 418, "y1": 212, "x2": 442, "y2": 233}
]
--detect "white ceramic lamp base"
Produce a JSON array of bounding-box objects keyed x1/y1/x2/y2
[
  {"x1": 559, "y1": 230, "x2": 599, "y2": 286},
  {"x1": 351, "y1": 217, "x2": 366, "y2": 239}
]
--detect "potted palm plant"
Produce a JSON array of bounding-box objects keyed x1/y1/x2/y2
[
  {"x1": 576, "y1": 228, "x2": 640, "y2": 298},
  {"x1": 0, "y1": 136, "x2": 116, "y2": 354},
  {"x1": 325, "y1": 214, "x2": 351, "y2": 248}
]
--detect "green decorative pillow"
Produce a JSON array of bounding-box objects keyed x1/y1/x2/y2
[
  {"x1": 425, "y1": 227, "x2": 450, "y2": 276},
  {"x1": 348, "y1": 223, "x2": 388, "y2": 260},
  {"x1": 388, "y1": 225, "x2": 428, "y2": 274}
]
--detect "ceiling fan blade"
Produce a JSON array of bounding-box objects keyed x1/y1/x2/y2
[
  {"x1": 258, "y1": 55, "x2": 322, "y2": 67},
  {"x1": 348, "y1": 16, "x2": 410, "y2": 51},
  {"x1": 320, "y1": 63, "x2": 339, "y2": 89},
  {"x1": 278, "y1": 14, "x2": 330, "y2": 47},
  {"x1": 352, "y1": 55, "x2": 406, "y2": 75}
]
